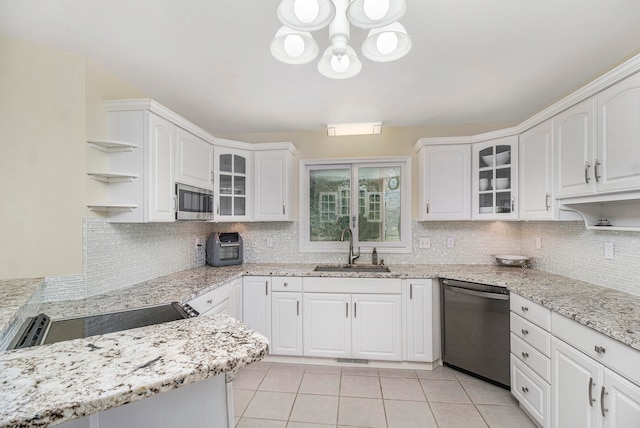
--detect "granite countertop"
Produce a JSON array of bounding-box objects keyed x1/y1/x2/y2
[
  {"x1": 0, "y1": 278, "x2": 43, "y2": 346},
  {"x1": 1, "y1": 262, "x2": 639, "y2": 427}
]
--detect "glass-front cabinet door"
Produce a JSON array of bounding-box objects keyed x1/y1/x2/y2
[
  {"x1": 214, "y1": 146, "x2": 252, "y2": 221},
  {"x1": 472, "y1": 136, "x2": 519, "y2": 220}
]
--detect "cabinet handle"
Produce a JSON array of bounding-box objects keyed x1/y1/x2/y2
[
  {"x1": 589, "y1": 377, "x2": 596, "y2": 406},
  {"x1": 585, "y1": 161, "x2": 592, "y2": 183},
  {"x1": 594, "y1": 345, "x2": 606, "y2": 354},
  {"x1": 545, "y1": 193, "x2": 551, "y2": 211},
  {"x1": 283, "y1": 201, "x2": 286, "y2": 215},
  {"x1": 297, "y1": 300, "x2": 299, "y2": 316},
  {"x1": 354, "y1": 302, "x2": 357, "y2": 318},
  {"x1": 601, "y1": 386, "x2": 609, "y2": 417},
  {"x1": 426, "y1": 200, "x2": 429, "y2": 214},
  {"x1": 216, "y1": 202, "x2": 220, "y2": 215},
  {"x1": 265, "y1": 281, "x2": 268, "y2": 296},
  {"x1": 521, "y1": 306, "x2": 529, "y2": 312},
  {"x1": 352, "y1": 216, "x2": 356, "y2": 228},
  {"x1": 511, "y1": 198, "x2": 515, "y2": 212},
  {"x1": 521, "y1": 352, "x2": 529, "y2": 359},
  {"x1": 521, "y1": 329, "x2": 529, "y2": 335},
  {"x1": 595, "y1": 159, "x2": 601, "y2": 182},
  {"x1": 410, "y1": 284, "x2": 413, "y2": 300},
  {"x1": 346, "y1": 302, "x2": 349, "y2": 318},
  {"x1": 521, "y1": 386, "x2": 529, "y2": 393}
]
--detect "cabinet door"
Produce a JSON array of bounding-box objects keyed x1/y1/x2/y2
[
  {"x1": 405, "y1": 279, "x2": 439, "y2": 362},
  {"x1": 352, "y1": 294, "x2": 402, "y2": 361},
  {"x1": 603, "y1": 368, "x2": 640, "y2": 428},
  {"x1": 554, "y1": 98, "x2": 596, "y2": 198},
  {"x1": 303, "y1": 293, "x2": 351, "y2": 358},
  {"x1": 176, "y1": 129, "x2": 213, "y2": 190},
  {"x1": 214, "y1": 147, "x2": 252, "y2": 221},
  {"x1": 596, "y1": 71, "x2": 640, "y2": 193},
  {"x1": 147, "y1": 113, "x2": 176, "y2": 222},
  {"x1": 519, "y1": 120, "x2": 554, "y2": 220},
  {"x1": 271, "y1": 292, "x2": 303, "y2": 356},
  {"x1": 417, "y1": 144, "x2": 471, "y2": 220},
  {"x1": 472, "y1": 135, "x2": 519, "y2": 220},
  {"x1": 242, "y1": 276, "x2": 271, "y2": 344},
  {"x1": 551, "y1": 337, "x2": 601, "y2": 428},
  {"x1": 254, "y1": 150, "x2": 294, "y2": 221},
  {"x1": 229, "y1": 277, "x2": 243, "y2": 321}
]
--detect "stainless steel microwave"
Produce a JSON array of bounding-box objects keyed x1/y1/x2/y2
[{"x1": 175, "y1": 183, "x2": 213, "y2": 220}]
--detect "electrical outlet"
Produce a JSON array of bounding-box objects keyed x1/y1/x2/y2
[
  {"x1": 195, "y1": 238, "x2": 204, "y2": 249},
  {"x1": 446, "y1": 237, "x2": 455, "y2": 248},
  {"x1": 419, "y1": 237, "x2": 431, "y2": 249},
  {"x1": 536, "y1": 237, "x2": 542, "y2": 250},
  {"x1": 604, "y1": 242, "x2": 615, "y2": 260},
  {"x1": 266, "y1": 237, "x2": 274, "y2": 248}
]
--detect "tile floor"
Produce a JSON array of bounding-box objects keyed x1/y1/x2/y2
[{"x1": 232, "y1": 361, "x2": 538, "y2": 428}]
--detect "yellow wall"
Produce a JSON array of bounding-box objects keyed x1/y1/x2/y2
[{"x1": 0, "y1": 35, "x2": 146, "y2": 280}]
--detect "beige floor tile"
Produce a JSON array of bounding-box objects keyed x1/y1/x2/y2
[
  {"x1": 338, "y1": 397, "x2": 387, "y2": 428},
  {"x1": 340, "y1": 374, "x2": 382, "y2": 398},
  {"x1": 384, "y1": 399, "x2": 438, "y2": 428},
  {"x1": 244, "y1": 360, "x2": 273, "y2": 370},
  {"x1": 378, "y1": 368, "x2": 418, "y2": 379},
  {"x1": 269, "y1": 362, "x2": 309, "y2": 372},
  {"x1": 303, "y1": 364, "x2": 343, "y2": 375},
  {"x1": 243, "y1": 391, "x2": 296, "y2": 421},
  {"x1": 259, "y1": 370, "x2": 304, "y2": 393},
  {"x1": 289, "y1": 394, "x2": 339, "y2": 425},
  {"x1": 429, "y1": 402, "x2": 489, "y2": 428},
  {"x1": 287, "y1": 423, "x2": 336, "y2": 428},
  {"x1": 461, "y1": 381, "x2": 517, "y2": 405},
  {"x1": 415, "y1": 365, "x2": 458, "y2": 380},
  {"x1": 234, "y1": 369, "x2": 268, "y2": 390},
  {"x1": 233, "y1": 389, "x2": 255, "y2": 418},
  {"x1": 341, "y1": 366, "x2": 379, "y2": 377},
  {"x1": 476, "y1": 404, "x2": 538, "y2": 428},
  {"x1": 380, "y1": 377, "x2": 426, "y2": 401},
  {"x1": 451, "y1": 368, "x2": 481, "y2": 382},
  {"x1": 419, "y1": 379, "x2": 472, "y2": 403},
  {"x1": 299, "y1": 372, "x2": 341, "y2": 396},
  {"x1": 236, "y1": 418, "x2": 287, "y2": 428}
]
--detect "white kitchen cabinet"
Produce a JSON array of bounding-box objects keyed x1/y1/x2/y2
[
  {"x1": 403, "y1": 279, "x2": 440, "y2": 362},
  {"x1": 147, "y1": 114, "x2": 176, "y2": 222},
  {"x1": 303, "y1": 293, "x2": 351, "y2": 359},
  {"x1": 352, "y1": 294, "x2": 402, "y2": 360},
  {"x1": 242, "y1": 276, "x2": 271, "y2": 345},
  {"x1": 229, "y1": 277, "x2": 243, "y2": 321},
  {"x1": 254, "y1": 145, "x2": 297, "y2": 221},
  {"x1": 472, "y1": 135, "x2": 519, "y2": 219},
  {"x1": 187, "y1": 283, "x2": 230, "y2": 316},
  {"x1": 214, "y1": 146, "x2": 252, "y2": 221},
  {"x1": 519, "y1": 120, "x2": 555, "y2": 220},
  {"x1": 271, "y1": 291, "x2": 303, "y2": 356},
  {"x1": 595, "y1": 70, "x2": 640, "y2": 193},
  {"x1": 415, "y1": 140, "x2": 471, "y2": 220},
  {"x1": 554, "y1": 98, "x2": 596, "y2": 198},
  {"x1": 175, "y1": 128, "x2": 213, "y2": 190}
]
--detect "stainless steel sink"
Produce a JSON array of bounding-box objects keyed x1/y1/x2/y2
[{"x1": 313, "y1": 264, "x2": 391, "y2": 273}]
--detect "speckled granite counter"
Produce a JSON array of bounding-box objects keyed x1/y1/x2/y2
[
  {"x1": 1, "y1": 263, "x2": 639, "y2": 427},
  {"x1": 0, "y1": 278, "x2": 43, "y2": 349}
]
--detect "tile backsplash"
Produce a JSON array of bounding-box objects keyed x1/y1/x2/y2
[{"x1": 42, "y1": 218, "x2": 640, "y2": 301}]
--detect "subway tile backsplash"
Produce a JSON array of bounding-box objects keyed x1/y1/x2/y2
[{"x1": 42, "y1": 218, "x2": 640, "y2": 302}]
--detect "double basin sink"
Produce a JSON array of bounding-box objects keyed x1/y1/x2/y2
[{"x1": 313, "y1": 264, "x2": 391, "y2": 273}]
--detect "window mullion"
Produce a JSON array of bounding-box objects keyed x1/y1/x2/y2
[{"x1": 351, "y1": 165, "x2": 360, "y2": 246}]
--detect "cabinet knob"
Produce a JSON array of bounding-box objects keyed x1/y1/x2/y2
[
  {"x1": 521, "y1": 306, "x2": 529, "y2": 312},
  {"x1": 521, "y1": 352, "x2": 529, "y2": 359},
  {"x1": 206, "y1": 299, "x2": 213, "y2": 305},
  {"x1": 284, "y1": 282, "x2": 288, "y2": 287},
  {"x1": 594, "y1": 345, "x2": 606, "y2": 354},
  {"x1": 521, "y1": 329, "x2": 529, "y2": 335},
  {"x1": 521, "y1": 386, "x2": 529, "y2": 393}
]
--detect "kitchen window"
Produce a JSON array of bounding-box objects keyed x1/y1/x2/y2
[{"x1": 300, "y1": 157, "x2": 411, "y2": 253}]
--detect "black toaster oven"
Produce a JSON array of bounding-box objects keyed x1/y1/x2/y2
[{"x1": 206, "y1": 232, "x2": 243, "y2": 266}]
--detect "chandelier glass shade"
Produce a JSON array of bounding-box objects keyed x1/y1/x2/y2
[{"x1": 271, "y1": 0, "x2": 411, "y2": 79}]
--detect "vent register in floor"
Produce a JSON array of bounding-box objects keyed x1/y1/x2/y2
[{"x1": 232, "y1": 361, "x2": 536, "y2": 428}]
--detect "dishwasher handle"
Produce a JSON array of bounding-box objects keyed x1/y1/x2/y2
[{"x1": 445, "y1": 284, "x2": 509, "y2": 301}]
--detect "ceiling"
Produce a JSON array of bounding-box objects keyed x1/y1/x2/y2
[{"x1": 1, "y1": 0, "x2": 640, "y2": 135}]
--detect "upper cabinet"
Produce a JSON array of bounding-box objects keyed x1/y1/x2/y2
[
  {"x1": 254, "y1": 144, "x2": 298, "y2": 221},
  {"x1": 472, "y1": 135, "x2": 519, "y2": 220},
  {"x1": 415, "y1": 140, "x2": 471, "y2": 221},
  {"x1": 175, "y1": 128, "x2": 213, "y2": 190},
  {"x1": 520, "y1": 120, "x2": 554, "y2": 220},
  {"x1": 214, "y1": 146, "x2": 252, "y2": 222}
]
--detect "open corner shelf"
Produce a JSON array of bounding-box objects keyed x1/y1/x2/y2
[
  {"x1": 87, "y1": 139, "x2": 138, "y2": 153},
  {"x1": 87, "y1": 172, "x2": 139, "y2": 183},
  {"x1": 87, "y1": 203, "x2": 138, "y2": 213}
]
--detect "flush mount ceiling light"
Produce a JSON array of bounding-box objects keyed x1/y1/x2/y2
[
  {"x1": 327, "y1": 122, "x2": 382, "y2": 136},
  {"x1": 271, "y1": 0, "x2": 411, "y2": 79}
]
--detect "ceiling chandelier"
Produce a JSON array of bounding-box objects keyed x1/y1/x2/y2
[{"x1": 270, "y1": 0, "x2": 412, "y2": 79}]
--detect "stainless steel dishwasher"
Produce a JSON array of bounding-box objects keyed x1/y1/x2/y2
[{"x1": 441, "y1": 278, "x2": 510, "y2": 388}]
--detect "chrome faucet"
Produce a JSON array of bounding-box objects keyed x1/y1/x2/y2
[{"x1": 340, "y1": 227, "x2": 360, "y2": 265}]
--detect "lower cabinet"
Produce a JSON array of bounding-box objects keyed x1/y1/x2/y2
[
  {"x1": 229, "y1": 277, "x2": 243, "y2": 321},
  {"x1": 242, "y1": 276, "x2": 271, "y2": 346},
  {"x1": 271, "y1": 291, "x2": 303, "y2": 356},
  {"x1": 302, "y1": 292, "x2": 402, "y2": 360},
  {"x1": 187, "y1": 282, "x2": 230, "y2": 316},
  {"x1": 404, "y1": 279, "x2": 440, "y2": 362}
]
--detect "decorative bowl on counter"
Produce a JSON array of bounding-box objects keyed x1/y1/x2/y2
[{"x1": 492, "y1": 254, "x2": 530, "y2": 267}]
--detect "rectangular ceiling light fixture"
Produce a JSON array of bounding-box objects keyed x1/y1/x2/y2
[{"x1": 327, "y1": 122, "x2": 382, "y2": 136}]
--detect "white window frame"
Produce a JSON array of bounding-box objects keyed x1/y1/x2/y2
[{"x1": 299, "y1": 156, "x2": 412, "y2": 254}]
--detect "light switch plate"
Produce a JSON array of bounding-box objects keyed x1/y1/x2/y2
[
  {"x1": 266, "y1": 237, "x2": 274, "y2": 248},
  {"x1": 419, "y1": 237, "x2": 431, "y2": 249},
  {"x1": 447, "y1": 237, "x2": 455, "y2": 248},
  {"x1": 604, "y1": 242, "x2": 614, "y2": 259},
  {"x1": 536, "y1": 237, "x2": 542, "y2": 250}
]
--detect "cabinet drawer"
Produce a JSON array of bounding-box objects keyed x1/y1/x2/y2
[
  {"x1": 510, "y1": 293, "x2": 551, "y2": 330},
  {"x1": 188, "y1": 283, "x2": 230, "y2": 314},
  {"x1": 511, "y1": 333, "x2": 550, "y2": 383},
  {"x1": 272, "y1": 276, "x2": 302, "y2": 292},
  {"x1": 511, "y1": 313, "x2": 551, "y2": 357},
  {"x1": 511, "y1": 354, "x2": 550, "y2": 428},
  {"x1": 552, "y1": 312, "x2": 640, "y2": 386}
]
